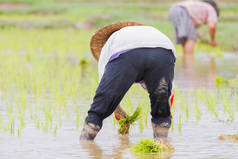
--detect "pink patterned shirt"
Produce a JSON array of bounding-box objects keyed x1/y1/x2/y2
[{"x1": 177, "y1": 1, "x2": 217, "y2": 27}]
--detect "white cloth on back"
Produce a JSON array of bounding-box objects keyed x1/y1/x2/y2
[{"x1": 98, "y1": 26, "x2": 176, "y2": 81}]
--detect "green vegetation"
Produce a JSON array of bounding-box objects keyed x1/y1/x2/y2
[
  {"x1": 0, "y1": 1, "x2": 237, "y2": 52},
  {"x1": 215, "y1": 76, "x2": 238, "y2": 88},
  {"x1": 0, "y1": 0, "x2": 237, "y2": 136},
  {"x1": 215, "y1": 76, "x2": 229, "y2": 87},
  {"x1": 130, "y1": 138, "x2": 174, "y2": 153},
  {"x1": 118, "y1": 107, "x2": 142, "y2": 135}
]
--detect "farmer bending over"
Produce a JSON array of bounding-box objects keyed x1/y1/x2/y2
[
  {"x1": 80, "y1": 22, "x2": 176, "y2": 141},
  {"x1": 169, "y1": 0, "x2": 219, "y2": 54}
]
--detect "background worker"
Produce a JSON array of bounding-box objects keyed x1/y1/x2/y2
[
  {"x1": 80, "y1": 22, "x2": 176, "y2": 141},
  {"x1": 169, "y1": 0, "x2": 220, "y2": 54}
]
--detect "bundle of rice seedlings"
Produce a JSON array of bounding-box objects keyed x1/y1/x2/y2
[
  {"x1": 130, "y1": 138, "x2": 174, "y2": 154},
  {"x1": 118, "y1": 107, "x2": 141, "y2": 135},
  {"x1": 219, "y1": 134, "x2": 238, "y2": 142},
  {"x1": 215, "y1": 76, "x2": 229, "y2": 87}
]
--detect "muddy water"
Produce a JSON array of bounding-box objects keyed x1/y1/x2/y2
[{"x1": 1, "y1": 53, "x2": 238, "y2": 159}]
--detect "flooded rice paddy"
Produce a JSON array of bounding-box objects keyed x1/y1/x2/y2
[{"x1": 0, "y1": 52, "x2": 238, "y2": 159}]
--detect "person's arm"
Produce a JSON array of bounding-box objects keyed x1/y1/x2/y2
[{"x1": 208, "y1": 22, "x2": 217, "y2": 46}]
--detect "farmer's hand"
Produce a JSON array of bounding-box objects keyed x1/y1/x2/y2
[
  {"x1": 114, "y1": 105, "x2": 130, "y2": 135},
  {"x1": 114, "y1": 105, "x2": 128, "y2": 120},
  {"x1": 208, "y1": 22, "x2": 217, "y2": 47},
  {"x1": 211, "y1": 39, "x2": 217, "y2": 47}
]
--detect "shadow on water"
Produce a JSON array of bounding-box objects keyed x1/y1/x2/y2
[
  {"x1": 80, "y1": 136, "x2": 130, "y2": 159},
  {"x1": 177, "y1": 53, "x2": 218, "y2": 88},
  {"x1": 80, "y1": 135, "x2": 173, "y2": 159},
  {"x1": 182, "y1": 54, "x2": 196, "y2": 81},
  {"x1": 132, "y1": 153, "x2": 173, "y2": 159},
  {"x1": 80, "y1": 140, "x2": 103, "y2": 159},
  {"x1": 109, "y1": 136, "x2": 130, "y2": 159}
]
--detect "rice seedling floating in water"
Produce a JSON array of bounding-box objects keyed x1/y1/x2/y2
[
  {"x1": 215, "y1": 76, "x2": 229, "y2": 87},
  {"x1": 218, "y1": 134, "x2": 238, "y2": 142},
  {"x1": 130, "y1": 138, "x2": 174, "y2": 154},
  {"x1": 118, "y1": 107, "x2": 141, "y2": 135},
  {"x1": 215, "y1": 76, "x2": 238, "y2": 88},
  {"x1": 79, "y1": 58, "x2": 90, "y2": 66}
]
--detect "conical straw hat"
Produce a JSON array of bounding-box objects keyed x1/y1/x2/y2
[{"x1": 90, "y1": 21, "x2": 143, "y2": 61}]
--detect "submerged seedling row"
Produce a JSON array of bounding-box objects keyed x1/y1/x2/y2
[{"x1": 0, "y1": 30, "x2": 237, "y2": 135}]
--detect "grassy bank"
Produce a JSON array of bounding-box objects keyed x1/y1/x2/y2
[{"x1": 0, "y1": 1, "x2": 237, "y2": 52}]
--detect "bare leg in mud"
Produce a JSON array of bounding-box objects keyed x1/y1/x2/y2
[{"x1": 183, "y1": 39, "x2": 195, "y2": 54}]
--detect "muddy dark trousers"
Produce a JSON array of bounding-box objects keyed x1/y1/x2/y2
[{"x1": 80, "y1": 47, "x2": 175, "y2": 140}]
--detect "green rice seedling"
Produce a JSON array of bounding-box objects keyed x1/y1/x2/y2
[
  {"x1": 79, "y1": 103, "x2": 90, "y2": 126},
  {"x1": 193, "y1": 98, "x2": 201, "y2": 121},
  {"x1": 206, "y1": 92, "x2": 219, "y2": 119},
  {"x1": 79, "y1": 106, "x2": 85, "y2": 126},
  {"x1": 118, "y1": 107, "x2": 142, "y2": 135},
  {"x1": 130, "y1": 138, "x2": 174, "y2": 154},
  {"x1": 42, "y1": 105, "x2": 53, "y2": 131},
  {"x1": 215, "y1": 76, "x2": 229, "y2": 88},
  {"x1": 122, "y1": 96, "x2": 134, "y2": 115},
  {"x1": 54, "y1": 125, "x2": 58, "y2": 135},
  {"x1": 226, "y1": 102, "x2": 234, "y2": 120},
  {"x1": 79, "y1": 58, "x2": 91, "y2": 67},
  {"x1": 10, "y1": 118, "x2": 15, "y2": 135},
  {"x1": 178, "y1": 114, "x2": 182, "y2": 134},
  {"x1": 112, "y1": 115, "x2": 117, "y2": 128},
  {"x1": 185, "y1": 103, "x2": 189, "y2": 120},
  {"x1": 171, "y1": 119, "x2": 174, "y2": 133},
  {"x1": 138, "y1": 117, "x2": 144, "y2": 133},
  {"x1": 42, "y1": 122, "x2": 49, "y2": 132},
  {"x1": 4, "y1": 124, "x2": 8, "y2": 132},
  {"x1": 178, "y1": 95, "x2": 186, "y2": 113},
  {"x1": 18, "y1": 127, "x2": 20, "y2": 136},
  {"x1": 178, "y1": 95, "x2": 190, "y2": 120},
  {"x1": 137, "y1": 99, "x2": 150, "y2": 127},
  {"x1": 173, "y1": 85, "x2": 181, "y2": 106},
  {"x1": 196, "y1": 88, "x2": 206, "y2": 104},
  {"x1": 19, "y1": 112, "x2": 25, "y2": 128},
  {"x1": 6, "y1": 100, "x2": 13, "y2": 118},
  {"x1": 215, "y1": 76, "x2": 238, "y2": 88},
  {"x1": 36, "y1": 119, "x2": 40, "y2": 129},
  {"x1": 195, "y1": 41, "x2": 223, "y2": 57},
  {"x1": 221, "y1": 90, "x2": 234, "y2": 120}
]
